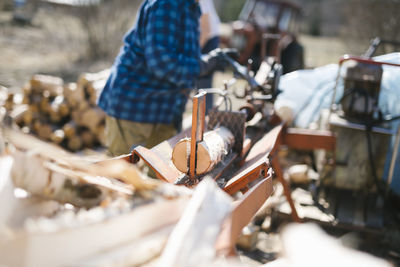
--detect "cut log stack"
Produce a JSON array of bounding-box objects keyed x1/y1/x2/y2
[{"x1": 3, "y1": 70, "x2": 109, "y2": 151}]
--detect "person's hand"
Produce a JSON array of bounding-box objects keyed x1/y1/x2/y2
[{"x1": 199, "y1": 48, "x2": 239, "y2": 77}]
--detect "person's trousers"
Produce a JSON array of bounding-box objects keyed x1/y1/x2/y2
[
  {"x1": 105, "y1": 115, "x2": 177, "y2": 156},
  {"x1": 198, "y1": 36, "x2": 220, "y2": 114}
]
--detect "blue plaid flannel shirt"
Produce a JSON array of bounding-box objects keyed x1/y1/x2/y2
[{"x1": 98, "y1": 0, "x2": 201, "y2": 125}]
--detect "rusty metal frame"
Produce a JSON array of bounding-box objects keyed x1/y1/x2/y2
[{"x1": 216, "y1": 170, "x2": 273, "y2": 256}]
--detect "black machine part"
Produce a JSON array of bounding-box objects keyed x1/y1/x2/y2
[{"x1": 340, "y1": 61, "x2": 383, "y2": 122}]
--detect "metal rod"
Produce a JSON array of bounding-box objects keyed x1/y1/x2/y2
[{"x1": 387, "y1": 125, "x2": 400, "y2": 189}]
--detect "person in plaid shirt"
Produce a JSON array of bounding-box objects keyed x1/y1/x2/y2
[{"x1": 98, "y1": 0, "x2": 226, "y2": 156}]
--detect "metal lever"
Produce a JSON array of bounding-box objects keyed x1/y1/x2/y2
[{"x1": 189, "y1": 91, "x2": 207, "y2": 180}]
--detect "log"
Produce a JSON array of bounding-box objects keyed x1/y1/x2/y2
[
  {"x1": 63, "y1": 82, "x2": 85, "y2": 109},
  {"x1": 81, "y1": 129, "x2": 95, "y2": 148},
  {"x1": 88, "y1": 79, "x2": 106, "y2": 106},
  {"x1": 22, "y1": 83, "x2": 32, "y2": 96},
  {"x1": 159, "y1": 178, "x2": 232, "y2": 267},
  {"x1": 12, "y1": 93, "x2": 24, "y2": 105},
  {"x1": 33, "y1": 119, "x2": 42, "y2": 133},
  {"x1": 11, "y1": 150, "x2": 105, "y2": 208},
  {"x1": 29, "y1": 103, "x2": 39, "y2": 114},
  {"x1": 3, "y1": 127, "x2": 156, "y2": 192},
  {"x1": 30, "y1": 93, "x2": 42, "y2": 105},
  {"x1": 80, "y1": 108, "x2": 105, "y2": 133},
  {"x1": 30, "y1": 74, "x2": 63, "y2": 96},
  {"x1": 36, "y1": 123, "x2": 53, "y2": 141},
  {"x1": 77, "y1": 100, "x2": 89, "y2": 112},
  {"x1": 62, "y1": 121, "x2": 77, "y2": 139},
  {"x1": 50, "y1": 129, "x2": 65, "y2": 145},
  {"x1": 171, "y1": 127, "x2": 234, "y2": 174},
  {"x1": 0, "y1": 85, "x2": 8, "y2": 103},
  {"x1": 22, "y1": 106, "x2": 37, "y2": 125},
  {"x1": 49, "y1": 96, "x2": 69, "y2": 123},
  {"x1": 22, "y1": 94, "x2": 30, "y2": 105},
  {"x1": 4, "y1": 93, "x2": 14, "y2": 111},
  {"x1": 9, "y1": 104, "x2": 29, "y2": 126},
  {"x1": 6, "y1": 92, "x2": 14, "y2": 103},
  {"x1": 68, "y1": 135, "x2": 83, "y2": 151},
  {"x1": 49, "y1": 110, "x2": 61, "y2": 124},
  {"x1": 77, "y1": 69, "x2": 110, "y2": 91},
  {"x1": 71, "y1": 110, "x2": 82, "y2": 126},
  {"x1": 39, "y1": 94, "x2": 51, "y2": 114},
  {"x1": 59, "y1": 100, "x2": 70, "y2": 118}
]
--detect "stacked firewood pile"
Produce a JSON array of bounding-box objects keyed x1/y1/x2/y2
[{"x1": 2, "y1": 70, "x2": 109, "y2": 151}]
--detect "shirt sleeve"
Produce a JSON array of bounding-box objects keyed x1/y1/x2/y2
[{"x1": 144, "y1": 0, "x2": 201, "y2": 88}]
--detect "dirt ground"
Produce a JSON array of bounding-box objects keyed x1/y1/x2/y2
[{"x1": 0, "y1": 9, "x2": 113, "y2": 90}]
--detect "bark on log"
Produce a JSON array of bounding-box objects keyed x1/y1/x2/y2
[{"x1": 172, "y1": 127, "x2": 234, "y2": 174}]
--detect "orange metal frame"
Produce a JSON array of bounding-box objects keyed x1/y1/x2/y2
[{"x1": 115, "y1": 91, "x2": 336, "y2": 251}]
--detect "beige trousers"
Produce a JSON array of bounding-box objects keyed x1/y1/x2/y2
[{"x1": 105, "y1": 115, "x2": 177, "y2": 156}]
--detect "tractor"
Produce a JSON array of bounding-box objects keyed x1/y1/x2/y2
[{"x1": 221, "y1": 0, "x2": 304, "y2": 74}]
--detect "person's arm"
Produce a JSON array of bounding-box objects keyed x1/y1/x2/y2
[
  {"x1": 144, "y1": 0, "x2": 200, "y2": 88},
  {"x1": 200, "y1": 13, "x2": 211, "y2": 49}
]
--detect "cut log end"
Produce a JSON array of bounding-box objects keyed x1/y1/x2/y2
[{"x1": 171, "y1": 127, "x2": 234, "y2": 175}]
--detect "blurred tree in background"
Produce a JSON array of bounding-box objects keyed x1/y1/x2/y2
[
  {"x1": 343, "y1": 0, "x2": 400, "y2": 42},
  {"x1": 74, "y1": 0, "x2": 141, "y2": 60},
  {"x1": 214, "y1": 0, "x2": 245, "y2": 22}
]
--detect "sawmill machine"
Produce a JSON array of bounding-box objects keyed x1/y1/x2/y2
[{"x1": 117, "y1": 54, "x2": 336, "y2": 226}]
